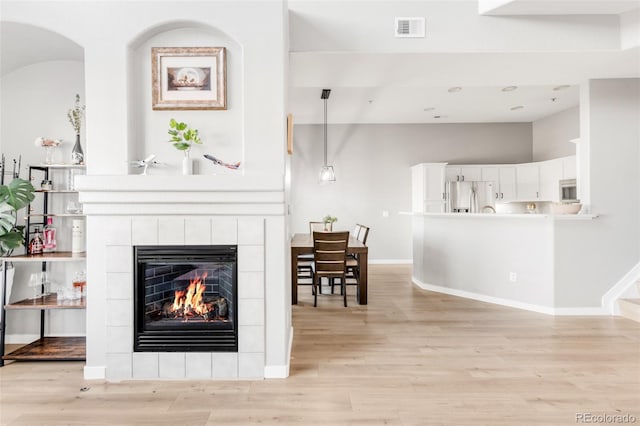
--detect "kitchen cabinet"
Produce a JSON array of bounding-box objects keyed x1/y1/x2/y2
[
  {"x1": 0, "y1": 164, "x2": 86, "y2": 366},
  {"x1": 481, "y1": 166, "x2": 516, "y2": 202},
  {"x1": 538, "y1": 159, "x2": 563, "y2": 202},
  {"x1": 411, "y1": 163, "x2": 446, "y2": 213},
  {"x1": 561, "y1": 155, "x2": 577, "y2": 179},
  {"x1": 516, "y1": 164, "x2": 540, "y2": 201},
  {"x1": 445, "y1": 166, "x2": 482, "y2": 182}
]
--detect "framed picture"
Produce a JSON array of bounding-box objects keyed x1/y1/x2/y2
[
  {"x1": 151, "y1": 47, "x2": 226, "y2": 110},
  {"x1": 287, "y1": 113, "x2": 294, "y2": 155}
]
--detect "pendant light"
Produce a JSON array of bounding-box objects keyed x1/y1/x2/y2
[{"x1": 319, "y1": 88, "x2": 336, "y2": 182}]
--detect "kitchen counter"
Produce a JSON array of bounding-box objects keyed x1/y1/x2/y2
[
  {"x1": 409, "y1": 210, "x2": 602, "y2": 314},
  {"x1": 400, "y1": 212, "x2": 598, "y2": 220}
]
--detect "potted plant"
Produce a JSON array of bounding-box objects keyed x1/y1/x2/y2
[
  {"x1": 167, "y1": 118, "x2": 202, "y2": 175},
  {"x1": 323, "y1": 214, "x2": 337, "y2": 231},
  {"x1": 0, "y1": 178, "x2": 36, "y2": 304}
]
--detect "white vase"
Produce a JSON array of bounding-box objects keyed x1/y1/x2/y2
[{"x1": 182, "y1": 151, "x2": 193, "y2": 175}]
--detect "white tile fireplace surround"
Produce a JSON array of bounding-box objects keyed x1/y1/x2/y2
[{"x1": 76, "y1": 175, "x2": 288, "y2": 381}]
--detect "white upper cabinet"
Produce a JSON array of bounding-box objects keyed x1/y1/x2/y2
[
  {"x1": 516, "y1": 164, "x2": 540, "y2": 201},
  {"x1": 445, "y1": 166, "x2": 482, "y2": 182},
  {"x1": 561, "y1": 155, "x2": 577, "y2": 179},
  {"x1": 538, "y1": 159, "x2": 563, "y2": 202},
  {"x1": 411, "y1": 163, "x2": 446, "y2": 213},
  {"x1": 498, "y1": 167, "x2": 517, "y2": 201},
  {"x1": 481, "y1": 166, "x2": 516, "y2": 202}
]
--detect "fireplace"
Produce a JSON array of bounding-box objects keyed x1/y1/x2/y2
[{"x1": 134, "y1": 245, "x2": 238, "y2": 352}]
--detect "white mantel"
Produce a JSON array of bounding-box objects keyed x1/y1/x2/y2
[{"x1": 76, "y1": 174, "x2": 290, "y2": 381}]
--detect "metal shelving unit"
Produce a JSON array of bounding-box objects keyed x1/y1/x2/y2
[{"x1": 0, "y1": 164, "x2": 86, "y2": 366}]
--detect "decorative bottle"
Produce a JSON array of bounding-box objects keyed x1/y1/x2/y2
[
  {"x1": 43, "y1": 217, "x2": 57, "y2": 252},
  {"x1": 71, "y1": 134, "x2": 84, "y2": 165},
  {"x1": 29, "y1": 227, "x2": 44, "y2": 255},
  {"x1": 71, "y1": 219, "x2": 86, "y2": 253}
]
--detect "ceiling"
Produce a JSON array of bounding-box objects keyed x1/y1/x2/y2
[
  {"x1": 1, "y1": 2, "x2": 638, "y2": 125},
  {"x1": 480, "y1": 0, "x2": 640, "y2": 15}
]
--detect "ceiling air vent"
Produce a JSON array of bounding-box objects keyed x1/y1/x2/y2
[{"x1": 395, "y1": 17, "x2": 425, "y2": 38}]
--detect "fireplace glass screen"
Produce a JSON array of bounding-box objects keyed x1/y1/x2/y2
[{"x1": 134, "y1": 245, "x2": 238, "y2": 352}]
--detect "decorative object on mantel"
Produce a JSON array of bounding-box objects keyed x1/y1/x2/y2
[
  {"x1": 67, "y1": 94, "x2": 85, "y2": 165},
  {"x1": 130, "y1": 154, "x2": 162, "y2": 175},
  {"x1": 203, "y1": 154, "x2": 240, "y2": 170},
  {"x1": 167, "y1": 118, "x2": 202, "y2": 175},
  {"x1": 151, "y1": 46, "x2": 227, "y2": 110},
  {"x1": 34, "y1": 137, "x2": 61, "y2": 165},
  {"x1": 322, "y1": 214, "x2": 337, "y2": 231}
]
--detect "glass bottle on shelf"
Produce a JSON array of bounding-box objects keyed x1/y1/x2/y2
[
  {"x1": 29, "y1": 227, "x2": 44, "y2": 255},
  {"x1": 43, "y1": 217, "x2": 57, "y2": 252}
]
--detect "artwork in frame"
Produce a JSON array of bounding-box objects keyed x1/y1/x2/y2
[{"x1": 151, "y1": 47, "x2": 226, "y2": 110}]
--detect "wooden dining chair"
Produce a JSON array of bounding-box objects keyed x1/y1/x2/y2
[
  {"x1": 297, "y1": 221, "x2": 331, "y2": 283},
  {"x1": 345, "y1": 224, "x2": 370, "y2": 294},
  {"x1": 312, "y1": 231, "x2": 350, "y2": 307}
]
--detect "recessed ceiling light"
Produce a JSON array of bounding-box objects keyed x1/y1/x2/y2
[
  {"x1": 423, "y1": 107, "x2": 435, "y2": 112},
  {"x1": 501, "y1": 86, "x2": 518, "y2": 92},
  {"x1": 510, "y1": 105, "x2": 524, "y2": 111},
  {"x1": 447, "y1": 87, "x2": 462, "y2": 93},
  {"x1": 433, "y1": 115, "x2": 448, "y2": 119},
  {"x1": 553, "y1": 85, "x2": 570, "y2": 91}
]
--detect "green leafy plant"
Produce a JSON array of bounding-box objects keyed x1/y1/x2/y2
[
  {"x1": 0, "y1": 178, "x2": 36, "y2": 256},
  {"x1": 167, "y1": 118, "x2": 202, "y2": 151},
  {"x1": 323, "y1": 215, "x2": 338, "y2": 225}
]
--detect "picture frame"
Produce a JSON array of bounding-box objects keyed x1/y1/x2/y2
[
  {"x1": 287, "y1": 113, "x2": 294, "y2": 155},
  {"x1": 151, "y1": 47, "x2": 226, "y2": 110}
]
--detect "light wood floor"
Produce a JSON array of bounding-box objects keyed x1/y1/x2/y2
[{"x1": 1, "y1": 264, "x2": 639, "y2": 425}]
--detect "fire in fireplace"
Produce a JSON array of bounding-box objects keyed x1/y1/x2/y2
[{"x1": 134, "y1": 245, "x2": 238, "y2": 352}]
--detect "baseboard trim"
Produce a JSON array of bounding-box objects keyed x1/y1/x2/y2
[
  {"x1": 602, "y1": 261, "x2": 640, "y2": 315},
  {"x1": 264, "y1": 326, "x2": 293, "y2": 379},
  {"x1": 369, "y1": 259, "x2": 412, "y2": 265},
  {"x1": 84, "y1": 366, "x2": 106, "y2": 380},
  {"x1": 4, "y1": 334, "x2": 40, "y2": 344},
  {"x1": 412, "y1": 277, "x2": 606, "y2": 316}
]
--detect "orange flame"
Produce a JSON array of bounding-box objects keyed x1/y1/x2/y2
[{"x1": 171, "y1": 271, "x2": 210, "y2": 316}]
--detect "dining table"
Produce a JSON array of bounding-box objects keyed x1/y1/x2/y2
[{"x1": 290, "y1": 233, "x2": 368, "y2": 305}]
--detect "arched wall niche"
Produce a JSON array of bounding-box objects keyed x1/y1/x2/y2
[
  {"x1": 0, "y1": 21, "x2": 85, "y2": 166},
  {"x1": 127, "y1": 21, "x2": 243, "y2": 175},
  {"x1": 0, "y1": 21, "x2": 86, "y2": 337}
]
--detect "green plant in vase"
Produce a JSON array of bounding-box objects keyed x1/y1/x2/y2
[
  {"x1": 167, "y1": 118, "x2": 203, "y2": 175},
  {"x1": 323, "y1": 214, "x2": 337, "y2": 231}
]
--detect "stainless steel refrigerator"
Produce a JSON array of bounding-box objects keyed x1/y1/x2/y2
[{"x1": 446, "y1": 181, "x2": 495, "y2": 213}]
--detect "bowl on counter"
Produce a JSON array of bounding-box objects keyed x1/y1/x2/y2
[{"x1": 550, "y1": 202, "x2": 582, "y2": 215}]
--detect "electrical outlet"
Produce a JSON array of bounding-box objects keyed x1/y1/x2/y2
[{"x1": 509, "y1": 272, "x2": 517, "y2": 282}]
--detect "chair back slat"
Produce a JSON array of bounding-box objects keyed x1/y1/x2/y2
[
  {"x1": 356, "y1": 224, "x2": 370, "y2": 245},
  {"x1": 351, "y1": 224, "x2": 362, "y2": 239}
]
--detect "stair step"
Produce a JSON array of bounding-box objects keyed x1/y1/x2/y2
[{"x1": 618, "y1": 298, "x2": 640, "y2": 323}]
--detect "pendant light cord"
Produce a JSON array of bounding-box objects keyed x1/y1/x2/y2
[{"x1": 323, "y1": 97, "x2": 328, "y2": 166}]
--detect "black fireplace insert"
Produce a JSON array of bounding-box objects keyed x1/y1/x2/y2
[{"x1": 134, "y1": 245, "x2": 238, "y2": 352}]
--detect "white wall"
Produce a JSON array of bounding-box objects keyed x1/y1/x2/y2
[
  {"x1": 554, "y1": 78, "x2": 640, "y2": 307},
  {"x1": 532, "y1": 107, "x2": 578, "y2": 161},
  {"x1": 291, "y1": 122, "x2": 532, "y2": 261},
  {"x1": 415, "y1": 215, "x2": 555, "y2": 309}
]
